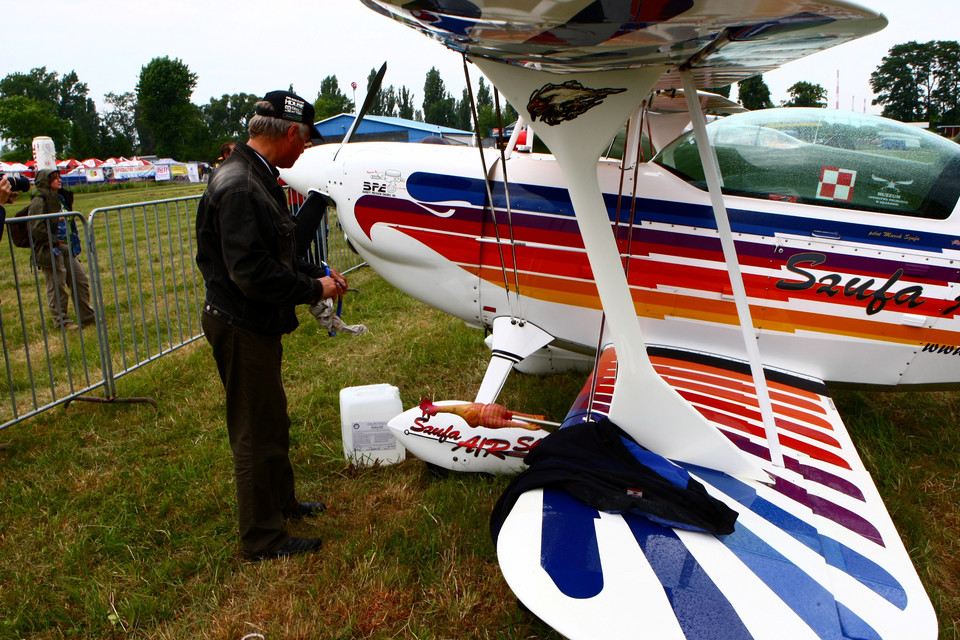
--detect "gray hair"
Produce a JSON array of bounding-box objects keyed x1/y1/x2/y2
[{"x1": 248, "y1": 100, "x2": 311, "y2": 140}]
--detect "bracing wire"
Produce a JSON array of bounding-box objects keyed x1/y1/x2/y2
[
  {"x1": 462, "y1": 54, "x2": 517, "y2": 321},
  {"x1": 492, "y1": 88, "x2": 523, "y2": 322},
  {"x1": 623, "y1": 101, "x2": 648, "y2": 274},
  {"x1": 586, "y1": 313, "x2": 607, "y2": 424}
]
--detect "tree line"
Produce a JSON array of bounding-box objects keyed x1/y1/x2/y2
[
  {"x1": 0, "y1": 57, "x2": 516, "y2": 165},
  {"x1": 733, "y1": 40, "x2": 960, "y2": 125},
  {"x1": 1, "y1": 40, "x2": 956, "y2": 165}
]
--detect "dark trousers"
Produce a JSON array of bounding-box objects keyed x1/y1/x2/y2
[{"x1": 202, "y1": 311, "x2": 298, "y2": 556}]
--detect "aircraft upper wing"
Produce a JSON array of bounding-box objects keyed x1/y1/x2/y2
[
  {"x1": 496, "y1": 344, "x2": 936, "y2": 639},
  {"x1": 360, "y1": 0, "x2": 887, "y2": 89},
  {"x1": 648, "y1": 89, "x2": 747, "y2": 114}
]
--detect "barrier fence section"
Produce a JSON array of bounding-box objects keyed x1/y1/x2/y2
[
  {"x1": 1, "y1": 211, "x2": 104, "y2": 428},
  {"x1": 1, "y1": 191, "x2": 364, "y2": 431},
  {"x1": 85, "y1": 196, "x2": 207, "y2": 401}
]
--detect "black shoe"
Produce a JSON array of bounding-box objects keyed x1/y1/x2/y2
[
  {"x1": 251, "y1": 537, "x2": 322, "y2": 561},
  {"x1": 284, "y1": 501, "x2": 326, "y2": 520}
]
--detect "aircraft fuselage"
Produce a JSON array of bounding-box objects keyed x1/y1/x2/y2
[{"x1": 283, "y1": 139, "x2": 960, "y2": 389}]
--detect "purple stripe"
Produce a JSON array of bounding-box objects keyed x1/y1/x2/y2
[
  {"x1": 723, "y1": 430, "x2": 866, "y2": 502},
  {"x1": 784, "y1": 456, "x2": 865, "y2": 502},
  {"x1": 773, "y1": 477, "x2": 884, "y2": 546}
]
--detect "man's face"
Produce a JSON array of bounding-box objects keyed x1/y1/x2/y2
[{"x1": 274, "y1": 125, "x2": 312, "y2": 169}]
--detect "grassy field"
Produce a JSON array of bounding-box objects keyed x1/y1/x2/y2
[{"x1": 0, "y1": 183, "x2": 957, "y2": 639}]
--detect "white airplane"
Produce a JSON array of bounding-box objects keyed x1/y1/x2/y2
[{"x1": 280, "y1": 1, "x2": 951, "y2": 638}]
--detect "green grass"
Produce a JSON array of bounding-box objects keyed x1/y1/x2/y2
[
  {"x1": 0, "y1": 184, "x2": 957, "y2": 639},
  {"x1": 0, "y1": 268, "x2": 579, "y2": 639}
]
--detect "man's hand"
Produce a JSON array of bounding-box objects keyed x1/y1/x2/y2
[
  {"x1": 328, "y1": 268, "x2": 347, "y2": 291},
  {"x1": 0, "y1": 178, "x2": 11, "y2": 205},
  {"x1": 317, "y1": 267, "x2": 347, "y2": 301}
]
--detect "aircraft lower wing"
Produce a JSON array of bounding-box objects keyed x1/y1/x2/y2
[{"x1": 496, "y1": 345, "x2": 936, "y2": 640}]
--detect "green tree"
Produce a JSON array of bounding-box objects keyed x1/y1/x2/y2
[
  {"x1": 397, "y1": 86, "x2": 416, "y2": 120},
  {"x1": 0, "y1": 67, "x2": 100, "y2": 158},
  {"x1": 364, "y1": 68, "x2": 389, "y2": 116},
  {"x1": 870, "y1": 40, "x2": 960, "y2": 123},
  {"x1": 202, "y1": 93, "x2": 259, "y2": 143},
  {"x1": 455, "y1": 86, "x2": 472, "y2": 131},
  {"x1": 455, "y1": 77, "x2": 499, "y2": 135},
  {"x1": 475, "y1": 77, "x2": 502, "y2": 137},
  {"x1": 782, "y1": 81, "x2": 828, "y2": 108},
  {"x1": 382, "y1": 86, "x2": 399, "y2": 118},
  {"x1": 100, "y1": 91, "x2": 139, "y2": 158},
  {"x1": 422, "y1": 67, "x2": 456, "y2": 128},
  {"x1": 0, "y1": 67, "x2": 59, "y2": 103},
  {"x1": 57, "y1": 71, "x2": 101, "y2": 158},
  {"x1": 0, "y1": 95, "x2": 69, "y2": 161},
  {"x1": 314, "y1": 75, "x2": 353, "y2": 120},
  {"x1": 501, "y1": 101, "x2": 518, "y2": 128},
  {"x1": 737, "y1": 75, "x2": 774, "y2": 110},
  {"x1": 136, "y1": 56, "x2": 200, "y2": 158}
]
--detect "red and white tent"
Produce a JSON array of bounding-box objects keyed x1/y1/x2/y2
[{"x1": 0, "y1": 161, "x2": 29, "y2": 173}]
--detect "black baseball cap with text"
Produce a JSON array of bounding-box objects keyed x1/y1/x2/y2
[{"x1": 257, "y1": 90, "x2": 323, "y2": 140}]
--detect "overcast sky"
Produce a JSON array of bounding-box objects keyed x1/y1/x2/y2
[{"x1": 1, "y1": 0, "x2": 954, "y2": 117}]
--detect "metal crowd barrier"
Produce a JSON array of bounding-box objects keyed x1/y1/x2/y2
[{"x1": 1, "y1": 191, "x2": 365, "y2": 431}]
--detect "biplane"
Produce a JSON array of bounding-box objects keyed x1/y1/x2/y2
[{"x1": 280, "y1": 1, "x2": 952, "y2": 637}]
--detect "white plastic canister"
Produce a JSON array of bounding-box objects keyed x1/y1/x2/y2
[
  {"x1": 32, "y1": 137, "x2": 57, "y2": 171},
  {"x1": 339, "y1": 384, "x2": 406, "y2": 466}
]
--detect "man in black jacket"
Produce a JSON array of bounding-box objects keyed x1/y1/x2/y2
[{"x1": 196, "y1": 90, "x2": 347, "y2": 561}]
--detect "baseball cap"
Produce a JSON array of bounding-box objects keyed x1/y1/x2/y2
[{"x1": 257, "y1": 90, "x2": 323, "y2": 141}]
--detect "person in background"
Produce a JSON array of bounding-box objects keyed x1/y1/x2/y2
[
  {"x1": 215, "y1": 141, "x2": 235, "y2": 168},
  {"x1": 196, "y1": 90, "x2": 346, "y2": 561},
  {"x1": 28, "y1": 169, "x2": 96, "y2": 331},
  {"x1": 0, "y1": 178, "x2": 11, "y2": 240}
]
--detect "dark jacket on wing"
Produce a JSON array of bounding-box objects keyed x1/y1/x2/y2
[
  {"x1": 195, "y1": 141, "x2": 325, "y2": 335},
  {"x1": 490, "y1": 418, "x2": 739, "y2": 544}
]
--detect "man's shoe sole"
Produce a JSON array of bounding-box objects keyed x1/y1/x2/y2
[{"x1": 249, "y1": 537, "x2": 323, "y2": 561}]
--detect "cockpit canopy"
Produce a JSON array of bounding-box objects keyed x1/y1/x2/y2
[{"x1": 655, "y1": 108, "x2": 960, "y2": 220}]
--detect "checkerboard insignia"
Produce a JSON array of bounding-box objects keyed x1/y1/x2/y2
[{"x1": 817, "y1": 166, "x2": 857, "y2": 202}]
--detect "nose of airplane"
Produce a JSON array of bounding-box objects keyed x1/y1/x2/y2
[{"x1": 279, "y1": 143, "x2": 339, "y2": 197}]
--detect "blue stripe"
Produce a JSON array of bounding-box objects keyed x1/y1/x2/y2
[
  {"x1": 836, "y1": 602, "x2": 884, "y2": 640},
  {"x1": 538, "y1": 481, "x2": 894, "y2": 637},
  {"x1": 405, "y1": 171, "x2": 954, "y2": 253},
  {"x1": 626, "y1": 514, "x2": 754, "y2": 640},
  {"x1": 692, "y1": 467, "x2": 908, "y2": 610},
  {"x1": 723, "y1": 522, "x2": 845, "y2": 637},
  {"x1": 540, "y1": 488, "x2": 604, "y2": 599}
]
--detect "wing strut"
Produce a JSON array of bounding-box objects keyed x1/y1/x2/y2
[
  {"x1": 679, "y1": 70, "x2": 784, "y2": 468},
  {"x1": 474, "y1": 58, "x2": 766, "y2": 481}
]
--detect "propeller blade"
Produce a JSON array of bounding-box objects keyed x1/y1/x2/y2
[{"x1": 334, "y1": 61, "x2": 387, "y2": 160}]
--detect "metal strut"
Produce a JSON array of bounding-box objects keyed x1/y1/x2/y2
[
  {"x1": 679, "y1": 69, "x2": 784, "y2": 468},
  {"x1": 589, "y1": 102, "x2": 648, "y2": 423}
]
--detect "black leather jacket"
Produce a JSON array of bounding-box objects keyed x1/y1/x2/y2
[{"x1": 195, "y1": 141, "x2": 325, "y2": 335}]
